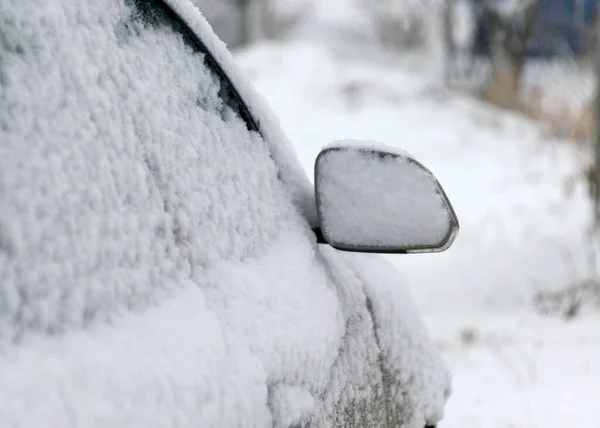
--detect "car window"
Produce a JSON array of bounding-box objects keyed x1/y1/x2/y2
[
  {"x1": 0, "y1": 0, "x2": 294, "y2": 341},
  {"x1": 122, "y1": 0, "x2": 260, "y2": 133}
]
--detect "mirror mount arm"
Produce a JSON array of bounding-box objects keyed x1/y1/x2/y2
[{"x1": 312, "y1": 227, "x2": 327, "y2": 244}]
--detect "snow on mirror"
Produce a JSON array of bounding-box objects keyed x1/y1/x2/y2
[{"x1": 315, "y1": 144, "x2": 459, "y2": 253}]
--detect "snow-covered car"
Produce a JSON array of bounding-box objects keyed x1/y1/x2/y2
[{"x1": 0, "y1": 0, "x2": 458, "y2": 427}]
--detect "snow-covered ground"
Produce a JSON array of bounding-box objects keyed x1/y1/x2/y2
[{"x1": 235, "y1": 41, "x2": 600, "y2": 428}]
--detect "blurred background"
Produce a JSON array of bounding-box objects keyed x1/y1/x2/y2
[{"x1": 193, "y1": 1, "x2": 599, "y2": 426}]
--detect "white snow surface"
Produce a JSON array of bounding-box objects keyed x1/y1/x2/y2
[
  {"x1": 0, "y1": 1, "x2": 450, "y2": 427},
  {"x1": 316, "y1": 143, "x2": 451, "y2": 250},
  {"x1": 235, "y1": 39, "x2": 600, "y2": 428}
]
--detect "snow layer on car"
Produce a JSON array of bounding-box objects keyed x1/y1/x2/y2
[
  {"x1": 323, "y1": 139, "x2": 414, "y2": 159},
  {"x1": 0, "y1": 0, "x2": 450, "y2": 427},
  {"x1": 164, "y1": 0, "x2": 319, "y2": 227}
]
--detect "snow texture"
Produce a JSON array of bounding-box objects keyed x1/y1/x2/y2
[
  {"x1": 316, "y1": 141, "x2": 452, "y2": 250},
  {"x1": 0, "y1": 0, "x2": 450, "y2": 427}
]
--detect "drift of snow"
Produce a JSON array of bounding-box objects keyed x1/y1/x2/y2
[
  {"x1": 316, "y1": 142, "x2": 452, "y2": 250},
  {"x1": 235, "y1": 39, "x2": 600, "y2": 428},
  {"x1": 0, "y1": 0, "x2": 451, "y2": 427}
]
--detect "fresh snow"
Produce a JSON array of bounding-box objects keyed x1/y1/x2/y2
[
  {"x1": 235, "y1": 39, "x2": 600, "y2": 428},
  {"x1": 0, "y1": 1, "x2": 451, "y2": 427}
]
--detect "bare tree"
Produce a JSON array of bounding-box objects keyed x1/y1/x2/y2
[
  {"x1": 442, "y1": 0, "x2": 457, "y2": 84},
  {"x1": 245, "y1": 0, "x2": 311, "y2": 42},
  {"x1": 483, "y1": 0, "x2": 542, "y2": 108},
  {"x1": 193, "y1": 0, "x2": 311, "y2": 47},
  {"x1": 236, "y1": 0, "x2": 252, "y2": 45},
  {"x1": 592, "y1": 13, "x2": 600, "y2": 225},
  {"x1": 357, "y1": 0, "x2": 430, "y2": 50}
]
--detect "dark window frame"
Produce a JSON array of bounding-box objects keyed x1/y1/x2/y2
[{"x1": 128, "y1": 0, "x2": 261, "y2": 134}]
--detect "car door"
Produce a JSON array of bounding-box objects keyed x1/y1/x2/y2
[{"x1": 0, "y1": 0, "x2": 449, "y2": 427}]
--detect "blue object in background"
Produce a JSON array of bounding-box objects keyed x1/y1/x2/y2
[{"x1": 471, "y1": 0, "x2": 598, "y2": 58}]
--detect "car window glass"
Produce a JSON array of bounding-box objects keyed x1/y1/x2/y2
[
  {"x1": 0, "y1": 0, "x2": 293, "y2": 340},
  {"x1": 122, "y1": 0, "x2": 260, "y2": 133}
]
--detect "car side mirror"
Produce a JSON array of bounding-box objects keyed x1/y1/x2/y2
[{"x1": 314, "y1": 142, "x2": 459, "y2": 254}]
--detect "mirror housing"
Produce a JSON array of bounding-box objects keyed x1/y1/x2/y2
[{"x1": 314, "y1": 142, "x2": 459, "y2": 254}]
